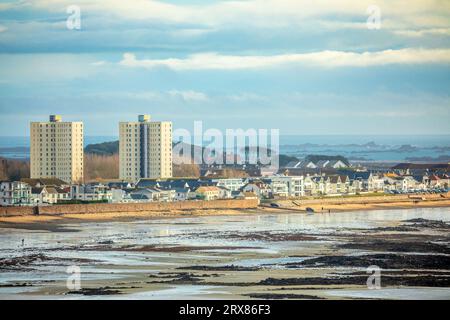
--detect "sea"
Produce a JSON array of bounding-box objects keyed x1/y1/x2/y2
[{"x1": 1, "y1": 135, "x2": 449, "y2": 162}]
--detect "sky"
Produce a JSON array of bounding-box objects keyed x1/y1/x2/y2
[{"x1": 0, "y1": 0, "x2": 449, "y2": 137}]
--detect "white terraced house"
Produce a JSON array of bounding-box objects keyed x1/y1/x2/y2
[{"x1": 0, "y1": 181, "x2": 32, "y2": 206}]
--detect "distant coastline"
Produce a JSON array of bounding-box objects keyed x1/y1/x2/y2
[{"x1": 1, "y1": 135, "x2": 450, "y2": 161}]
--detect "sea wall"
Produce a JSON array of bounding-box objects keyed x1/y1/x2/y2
[
  {"x1": 0, "y1": 199, "x2": 259, "y2": 217},
  {"x1": 275, "y1": 193, "x2": 448, "y2": 207}
]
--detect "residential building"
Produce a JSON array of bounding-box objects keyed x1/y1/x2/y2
[
  {"x1": 284, "y1": 160, "x2": 317, "y2": 170},
  {"x1": 30, "y1": 115, "x2": 83, "y2": 184},
  {"x1": 173, "y1": 187, "x2": 192, "y2": 201},
  {"x1": 392, "y1": 163, "x2": 450, "y2": 175},
  {"x1": 211, "y1": 178, "x2": 246, "y2": 192},
  {"x1": 303, "y1": 175, "x2": 317, "y2": 196},
  {"x1": 367, "y1": 174, "x2": 385, "y2": 192},
  {"x1": 130, "y1": 187, "x2": 175, "y2": 202},
  {"x1": 427, "y1": 174, "x2": 449, "y2": 188},
  {"x1": 32, "y1": 186, "x2": 70, "y2": 204},
  {"x1": 21, "y1": 178, "x2": 69, "y2": 188},
  {"x1": 0, "y1": 181, "x2": 32, "y2": 206},
  {"x1": 324, "y1": 175, "x2": 340, "y2": 195},
  {"x1": 217, "y1": 186, "x2": 232, "y2": 199},
  {"x1": 316, "y1": 160, "x2": 348, "y2": 169},
  {"x1": 284, "y1": 157, "x2": 350, "y2": 172},
  {"x1": 31, "y1": 186, "x2": 49, "y2": 205},
  {"x1": 263, "y1": 176, "x2": 304, "y2": 198},
  {"x1": 263, "y1": 177, "x2": 289, "y2": 198},
  {"x1": 108, "y1": 181, "x2": 135, "y2": 189},
  {"x1": 119, "y1": 115, "x2": 172, "y2": 182},
  {"x1": 384, "y1": 175, "x2": 421, "y2": 192},
  {"x1": 129, "y1": 189, "x2": 156, "y2": 202},
  {"x1": 242, "y1": 181, "x2": 271, "y2": 199},
  {"x1": 195, "y1": 186, "x2": 222, "y2": 200},
  {"x1": 70, "y1": 183, "x2": 112, "y2": 202},
  {"x1": 111, "y1": 189, "x2": 134, "y2": 203}
]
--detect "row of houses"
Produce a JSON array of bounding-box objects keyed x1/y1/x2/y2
[
  {"x1": 0, "y1": 178, "x2": 256, "y2": 206},
  {"x1": 1, "y1": 172, "x2": 449, "y2": 206}
]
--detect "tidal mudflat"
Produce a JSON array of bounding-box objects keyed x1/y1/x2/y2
[{"x1": 0, "y1": 208, "x2": 449, "y2": 300}]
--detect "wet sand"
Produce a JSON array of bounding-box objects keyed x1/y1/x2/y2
[
  {"x1": 0, "y1": 209, "x2": 260, "y2": 232},
  {"x1": 0, "y1": 207, "x2": 449, "y2": 300},
  {"x1": 1, "y1": 197, "x2": 449, "y2": 232}
]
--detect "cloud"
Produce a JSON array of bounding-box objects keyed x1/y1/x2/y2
[
  {"x1": 90, "y1": 90, "x2": 209, "y2": 102},
  {"x1": 1, "y1": 0, "x2": 449, "y2": 55},
  {"x1": 0, "y1": 53, "x2": 105, "y2": 83},
  {"x1": 90, "y1": 60, "x2": 106, "y2": 66},
  {"x1": 0, "y1": 2, "x2": 17, "y2": 11},
  {"x1": 6, "y1": 0, "x2": 450, "y2": 30},
  {"x1": 227, "y1": 93, "x2": 267, "y2": 102},
  {"x1": 119, "y1": 49, "x2": 450, "y2": 71},
  {"x1": 0, "y1": 25, "x2": 7, "y2": 33},
  {"x1": 393, "y1": 28, "x2": 450, "y2": 37},
  {"x1": 168, "y1": 90, "x2": 208, "y2": 102}
]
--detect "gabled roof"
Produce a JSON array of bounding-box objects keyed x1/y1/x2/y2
[
  {"x1": 130, "y1": 193, "x2": 150, "y2": 200},
  {"x1": 244, "y1": 181, "x2": 269, "y2": 189},
  {"x1": 195, "y1": 186, "x2": 221, "y2": 193},
  {"x1": 31, "y1": 187, "x2": 45, "y2": 194},
  {"x1": 173, "y1": 187, "x2": 191, "y2": 193},
  {"x1": 21, "y1": 178, "x2": 68, "y2": 187},
  {"x1": 343, "y1": 171, "x2": 371, "y2": 180},
  {"x1": 136, "y1": 179, "x2": 159, "y2": 188},
  {"x1": 157, "y1": 180, "x2": 190, "y2": 190},
  {"x1": 46, "y1": 187, "x2": 59, "y2": 194},
  {"x1": 328, "y1": 175, "x2": 340, "y2": 184},
  {"x1": 108, "y1": 182, "x2": 132, "y2": 189},
  {"x1": 285, "y1": 160, "x2": 302, "y2": 168},
  {"x1": 131, "y1": 188, "x2": 161, "y2": 195},
  {"x1": 137, "y1": 178, "x2": 214, "y2": 190},
  {"x1": 329, "y1": 160, "x2": 347, "y2": 168},
  {"x1": 316, "y1": 160, "x2": 330, "y2": 168},
  {"x1": 323, "y1": 175, "x2": 348, "y2": 184}
]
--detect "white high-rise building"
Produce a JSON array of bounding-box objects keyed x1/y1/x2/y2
[
  {"x1": 119, "y1": 115, "x2": 172, "y2": 182},
  {"x1": 30, "y1": 115, "x2": 84, "y2": 184}
]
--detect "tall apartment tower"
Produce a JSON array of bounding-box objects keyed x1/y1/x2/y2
[
  {"x1": 30, "y1": 115, "x2": 84, "y2": 184},
  {"x1": 119, "y1": 115, "x2": 172, "y2": 182}
]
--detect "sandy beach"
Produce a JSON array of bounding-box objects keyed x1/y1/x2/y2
[{"x1": 1, "y1": 194, "x2": 449, "y2": 231}]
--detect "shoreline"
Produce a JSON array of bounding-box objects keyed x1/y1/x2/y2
[
  {"x1": 262, "y1": 198, "x2": 450, "y2": 214},
  {"x1": 0, "y1": 198, "x2": 449, "y2": 232}
]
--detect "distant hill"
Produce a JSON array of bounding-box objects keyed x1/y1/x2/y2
[
  {"x1": 84, "y1": 140, "x2": 298, "y2": 167},
  {"x1": 84, "y1": 141, "x2": 119, "y2": 156},
  {"x1": 84, "y1": 140, "x2": 194, "y2": 157}
]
